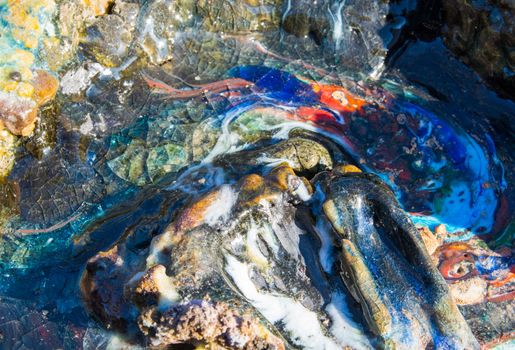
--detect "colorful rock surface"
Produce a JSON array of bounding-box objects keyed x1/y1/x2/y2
[
  {"x1": 0, "y1": 0, "x2": 120, "y2": 183},
  {"x1": 81, "y1": 159, "x2": 483, "y2": 349},
  {"x1": 0, "y1": 1, "x2": 512, "y2": 349},
  {"x1": 319, "y1": 170, "x2": 478, "y2": 348},
  {"x1": 142, "y1": 65, "x2": 506, "y2": 235},
  {"x1": 0, "y1": 0, "x2": 58, "y2": 136},
  {"x1": 82, "y1": 163, "x2": 357, "y2": 349}
]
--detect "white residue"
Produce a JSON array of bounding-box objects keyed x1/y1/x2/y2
[
  {"x1": 282, "y1": 0, "x2": 292, "y2": 24},
  {"x1": 146, "y1": 231, "x2": 172, "y2": 266},
  {"x1": 202, "y1": 106, "x2": 255, "y2": 163},
  {"x1": 230, "y1": 235, "x2": 245, "y2": 252},
  {"x1": 326, "y1": 292, "x2": 372, "y2": 349},
  {"x1": 204, "y1": 185, "x2": 238, "y2": 226},
  {"x1": 262, "y1": 201, "x2": 303, "y2": 260},
  {"x1": 79, "y1": 114, "x2": 94, "y2": 134},
  {"x1": 292, "y1": 178, "x2": 312, "y2": 201},
  {"x1": 0, "y1": 90, "x2": 36, "y2": 120},
  {"x1": 314, "y1": 218, "x2": 335, "y2": 273},
  {"x1": 99, "y1": 56, "x2": 138, "y2": 81},
  {"x1": 259, "y1": 223, "x2": 280, "y2": 258},
  {"x1": 61, "y1": 63, "x2": 103, "y2": 95},
  {"x1": 225, "y1": 255, "x2": 341, "y2": 350},
  {"x1": 328, "y1": 0, "x2": 347, "y2": 51},
  {"x1": 256, "y1": 155, "x2": 295, "y2": 168},
  {"x1": 139, "y1": 16, "x2": 169, "y2": 63},
  {"x1": 153, "y1": 267, "x2": 180, "y2": 309},
  {"x1": 166, "y1": 163, "x2": 226, "y2": 194},
  {"x1": 106, "y1": 334, "x2": 144, "y2": 350},
  {"x1": 369, "y1": 61, "x2": 385, "y2": 80}
]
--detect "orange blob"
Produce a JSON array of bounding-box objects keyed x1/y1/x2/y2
[
  {"x1": 32, "y1": 70, "x2": 59, "y2": 105},
  {"x1": 313, "y1": 84, "x2": 367, "y2": 113}
]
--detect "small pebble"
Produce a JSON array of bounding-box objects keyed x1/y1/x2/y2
[{"x1": 8, "y1": 71, "x2": 22, "y2": 81}]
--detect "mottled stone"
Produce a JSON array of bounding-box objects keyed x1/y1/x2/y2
[
  {"x1": 136, "y1": 0, "x2": 194, "y2": 64},
  {"x1": 0, "y1": 69, "x2": 58, "y2": 136},
  {"x1": 82, "y1": 0, "x2": 114, "y2": 16},
  {"x1": 280, "y1": 0, "x2": 399, "y2": 75},
  {"x1": 81, "y1": 164, "x2": 371, "y2": 349},
  {"x1": 110, "y1": 141, "x2": 147, "y2": 185},
  {"x1": 138, "y1": 300, "x2": 285, "y2": 349},
  {"x1": 0, "y1": 297, "x2": 64, "y2": 349},
  {"x1": 215, "y1": 137, "x2": 333, "y2": 175},
  {"x1": 196, "y1": 0, "x2": 281, "y2": 33},
  {"x1": 9, "y1": 130, "x2": 105, "y2": 225},
  {"x1": 0, "y1": 0, "x2": 105, "y2": 138},
  {"x1": 319, "y1": 170, "x2": 479, "y2": 349},
  {"x1": 431, "y1": 237, "x2": 514, "y2": 305},
  {"x1": 81, "y1": 13, "x2": 136, "y2": 67},
  {"x1": 147, "y1": 143, "x2": 188, "y2": 182}
]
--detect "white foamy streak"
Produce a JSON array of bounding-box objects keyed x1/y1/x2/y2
[
  {"x1": 369, "y1": 60, "x2": 385, "y2": 80},
  {"x1": 166, "y1": 163, "x2": 226, "y2": 194},
  {"x1": 314, "y1": 217, "x2": 335, "y2": 273},
  {"x1": 328, "y1": 0, "x2": 347, "y2": 51},
  {"x1": 326, "y1": 292, "x2": 372, "y2": 349},
  {"x1": 293, "y1": 178, "x2": 312, "y2": 201},
  {"x1": 256, "y1": 155, "x2": 296, "y2": 168},
  {"x1": 224, "y1": 255, "x2": 342, "y2": 350},
  {"x1": 204, "y1": 184, "x2": 238, "y2": 226},
  {"x1": 139, "y1": 16, "x2": 169, "y2": 62},
  {"x1": 153, "y1": 267, "x2": 180, "y2": 309},
  {"x1": 202, "y1": 104, "x2": 257, "y2": 163},
  {"x1": 260, "y1": 222, "x2": 280, "y2": 259},
  {"x1": 99, "y1": 56, "x2": 137, "y2": 80},
  {"x1": 192, "y1": 101, "x2": 358, "y2": 174},
  {"x1": 106, "y1": 334, "x2": 144, "y2": 350},
  {"x1": 282, "y1": 0, "x2": 292, "y2": 24}
]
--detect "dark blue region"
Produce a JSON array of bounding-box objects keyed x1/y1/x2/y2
[{"x1": 228, "y1": 65, "x2": 319, "y2": 105}]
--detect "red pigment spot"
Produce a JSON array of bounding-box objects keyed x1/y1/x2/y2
[
  {"x1": 143, "y1": 73, "x2": 253, "y2": 99},
  {"x1": 296, "y1": 107, "x2": 336, "y2": 123},
  {"x1": 487, "y1": 290, "x2": 515, "y2": 303},
  {"x1": 397, "y1": 169, "x2": 412, "y2": 182},
  {"x1": 314, "y1": 84, "x2": 367, "y2": 113}
]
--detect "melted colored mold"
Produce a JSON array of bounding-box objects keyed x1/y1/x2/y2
[
  {"x1": 0, "y1": 1, "x2": 512, "y2": 349},
  {"x1": 142, "y1": 65, "x2": 505, "y2": 234},
  {"x1": 81, "y1": 160, "x2": 483, "y2": 349}
]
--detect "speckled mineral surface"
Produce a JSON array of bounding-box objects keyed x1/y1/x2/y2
[{"x1": 0, "y1": 1, "x2": 513, "y2": 349}]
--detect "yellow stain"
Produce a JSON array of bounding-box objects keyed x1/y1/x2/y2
[
  {"x1": 339, "y1": 164, "x2": 362, "y2": 174},
  {"x1": 15, "y1": 82, "x2": 35, "y2": 97}
]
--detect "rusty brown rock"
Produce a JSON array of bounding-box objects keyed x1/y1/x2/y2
[{"x1": 0, "y1": 70, "x2": 58, "y2": 136}]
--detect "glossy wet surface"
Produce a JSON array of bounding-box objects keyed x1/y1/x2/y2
[{"x1": 0, "y1": 1, "x2": 513, "y2": 349}]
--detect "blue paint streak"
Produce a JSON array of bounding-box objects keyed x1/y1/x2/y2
[
  {"x1": 225, "y1": 66, "x2": 505, "y2": 234},
  {"x1": 228, "y1": 65, "x2": 319, "y2": 105}
]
